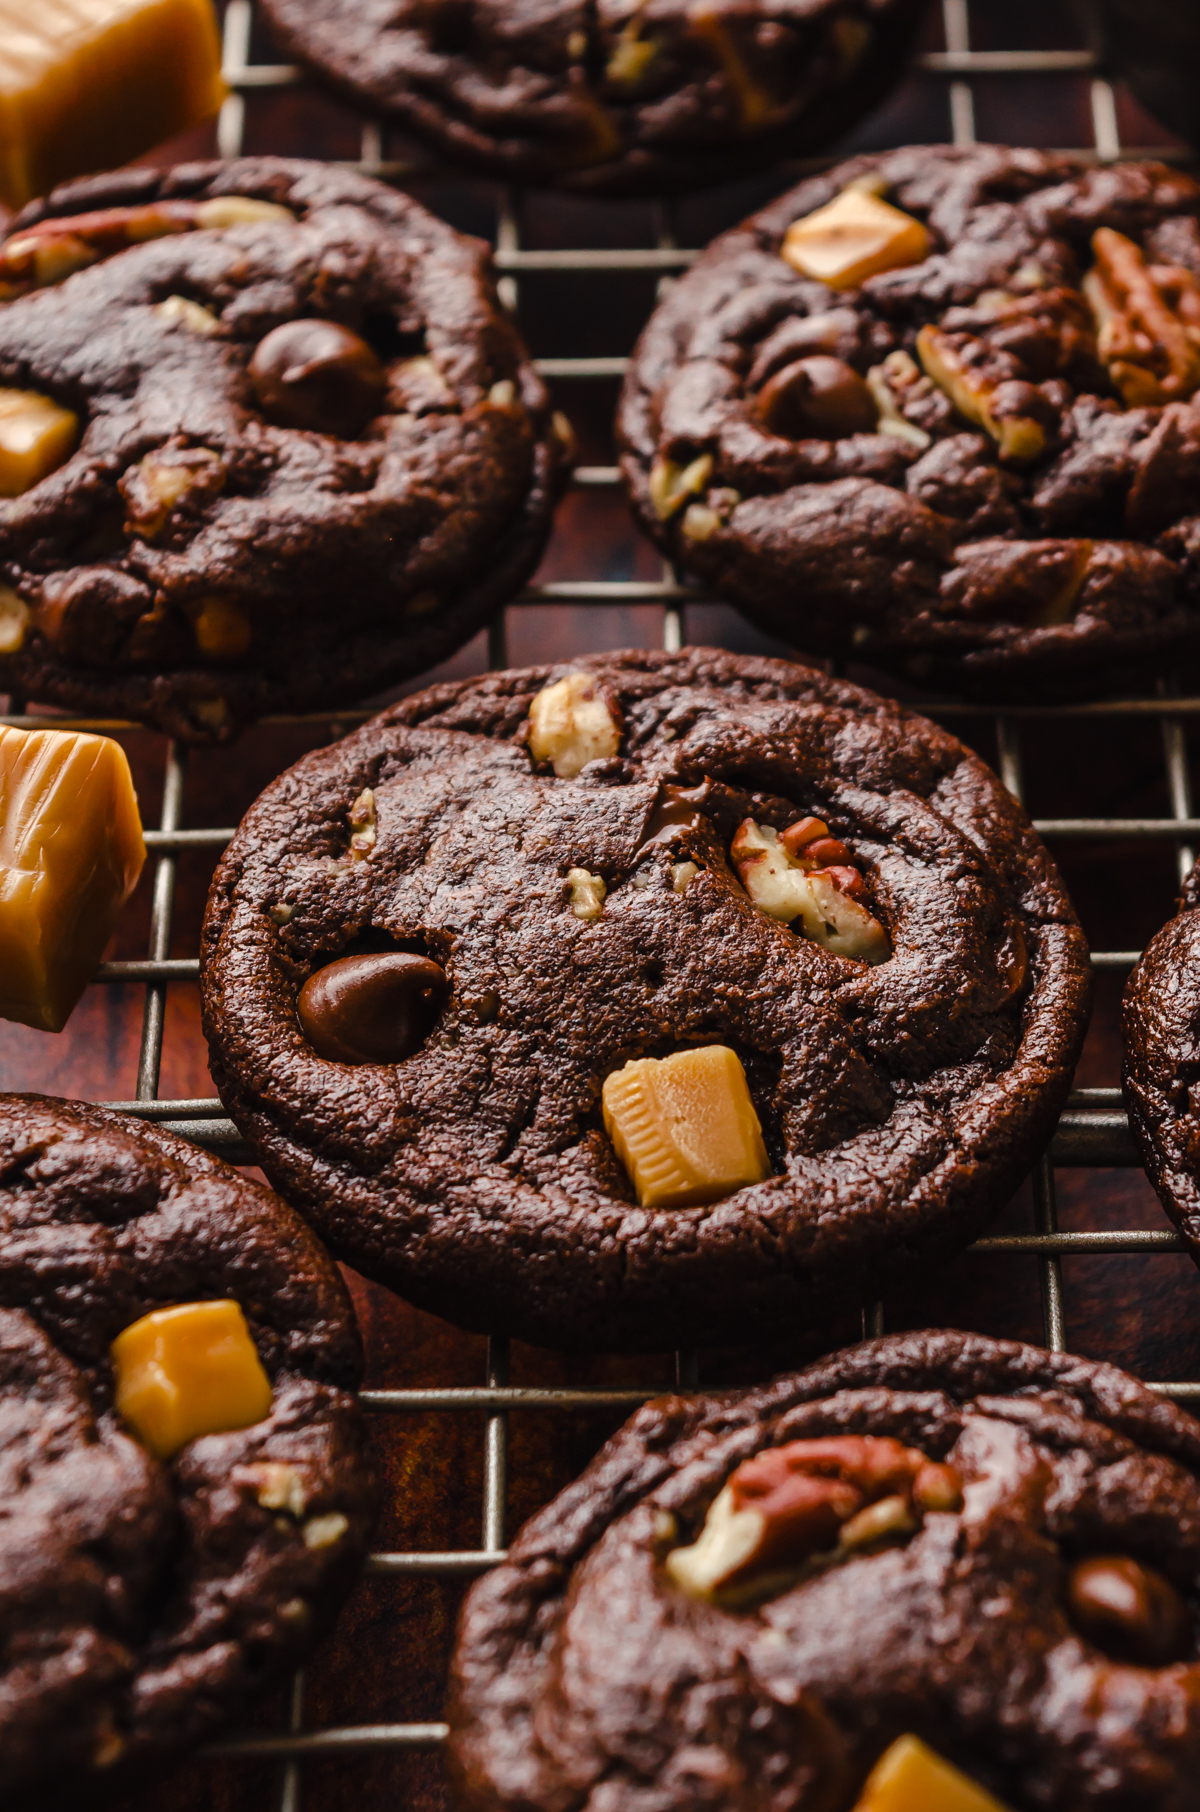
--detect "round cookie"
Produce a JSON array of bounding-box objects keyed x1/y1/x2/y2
[
  {"x1": 448, "y1": 1328, "x2": 1200, "y2": 1812},
  {"x1": 0, "y1": 1094, "x2": 376, "y2": 1807},
  {"x1": 257, "y1": 0, "x2": 929, "y2": 197},
  {"x1": 0, "y1": 157, "x2": 567, "y2": 741},
  {"x1": 1123, "y1": 860, "x2": 1200, "y2": 1263},
  {"x1": 620, "y1": 145, "x2": 1200, "y2": 697},
  {"x1": 199, "y1": 648, "x2": 1090, "y2": 1352}
]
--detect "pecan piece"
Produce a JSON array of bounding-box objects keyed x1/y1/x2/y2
[
  {"x1": 916, "y1": 325, "x2": 1048, "y2": 463},
  {"x1": 731, "y1": 817, "x2": 889, "y2": 964},
  {"x1": 1084, "y1": 227, "x2": 1200, "y2": 407},
  {"x1": 665, "y1": 1434, "x2": 962, "y2": 1600}
]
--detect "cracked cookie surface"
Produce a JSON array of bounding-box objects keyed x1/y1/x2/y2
[
  {"x1": 0, "y1": 157, "x2": 566, "y2": 740},
  {"x1": 448, "y1": 1329, "x2": 1200, "y2": 1812},
  {"x1": 0, "y1": 1094, "x2": 376, "y2": 1808},
  {"x1": 257, "y1": 0, "x2": 928, "y2": 197},
  {"x1": 199, "y1": 648, "x2": 1089, "y2": 1350},
  {"x1": 620, "y1": 145, "x2": 1200, "y2": 697}
]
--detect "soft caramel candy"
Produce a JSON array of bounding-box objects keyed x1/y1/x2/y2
[
  {"x1": 528, "y1": 671, "x2": 620, "y2": 778},
  {"x1": 0, "y1": 0, "x2": 226, "y2": 212},
  {"x1": 854, "y1": 1736, "x2": 1012, "y2": 1812},
  {"x1": 111, "y1": 1299, "x2": 273, "y2": 1460},
  {"x1": 602, "y1": 1044, "x2": 769, "y2": 1210},
  {"x1": 0, "y1": 389, "x2": 79, "y2": 496},
  {"x1": 782, "y1": 188, "x2": 931, "y2": 289},
  {"x1": 0, "y1": 724, "x2": 145, "y2": 1032}
]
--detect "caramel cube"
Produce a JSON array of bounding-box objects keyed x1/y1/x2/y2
[
  {"x1": 0, "y1": 389, "x2": 79, "y2": 496},
  {"x1": 782, "y1": 188, "x2": 931, "y2": 289},
  {"x1": 0, "y1": 0, "x2": 226, "y2": 212},
  {"x1": 602, "y1": 1044, "x2": 770, "y2": 1210},
  {"x1": 0, "y1": 724, "x2": 145, "y2": 1032},
  {"x1": 111, "y1": 1299, "x2": 273, "y2": 1460},
  {"x1": 854, "y1": 1736, "x2": 1012, "y2": 1812}
]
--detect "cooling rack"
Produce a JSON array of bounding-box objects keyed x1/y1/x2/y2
[{"x1": 3, "y1": 0, "x2": 1200, "y2": 1803}]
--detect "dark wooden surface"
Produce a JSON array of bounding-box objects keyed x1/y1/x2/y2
[{"x1": 4, "y1": 1, "x2": 1200, "y2": 1805}]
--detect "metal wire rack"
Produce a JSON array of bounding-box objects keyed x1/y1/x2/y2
[{"x1": 4, "y1": 0, "x2": 1200, "y2": 1802}]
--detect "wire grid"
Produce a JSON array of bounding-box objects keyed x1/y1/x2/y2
[{"x1": 5, "y1": 0, "x2": 1200, "y2": 1797}]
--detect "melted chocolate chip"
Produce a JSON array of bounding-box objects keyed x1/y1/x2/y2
[
  {"x1": 249, "y1": 320, "x2": 387, "y2": 437},
  {"x1": 755, "y1": 355, "x2": 878, "y2": 441},
  {"x1": 1067, "y1": 1556, "x2": 1190, "y2": 1667},
  {"x1": 297, "y1": 952, "x2": 447, "y2": 1064},
  {"x1": 638, "y1": 783, "x2": 711, "y2": 854}
]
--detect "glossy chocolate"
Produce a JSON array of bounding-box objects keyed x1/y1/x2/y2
[
  {"x1": 297, "y1": 950, "x2": 447, "y2": 1064},
  {"x1": 755, "y1": 355, "x2": 877, "y2": 441},
  {"x1": 638, "y1": 782, "x2": 711, "y2": 852},
  {"x1": 1067, "y1": 1556, "x2": 1190, "y2": 1666},
  {"x1": 249, "y1": 318, "x2": 387, "y2": 437}
]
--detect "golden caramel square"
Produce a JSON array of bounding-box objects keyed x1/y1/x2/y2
[
  {"x1": 602, "y1": 1044, "x2": 770, "y2": 1210},
  {"x1": 781, "y1": 187, "x2": 931, "y2": 289},
  {"x1": 0, "y1": 388, "x2": 78, "y2": 496},
  {"x1": 0, "y1": 0, "x2": 226, "y2": 211},
  {"x1": 0, "y1": 724, "x2": 145, "y2": 1032},
  {"x1": 854, "y1": 1736, "x2": 1012, "y2": 1812},
  {"x1": 111, "y1": 1300, "x2": 273, "y2": 1460}
]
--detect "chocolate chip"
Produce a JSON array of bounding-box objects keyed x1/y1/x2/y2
[
  {"x1": 1067, "y1": 1555, "x2": 1190, "y2": 1666},
  {"x1": 755, "y1": 355, "x2": 878, "y2": 441},
  {"x1": 249, "y1": 320, "x2": 387, "y2": 437},
  {"x1": 297, "y1": 952, "x2": 447, "y2": 1064},
  {"x1": 638, "y1": 783, "x2": 710, "y2": 853}
]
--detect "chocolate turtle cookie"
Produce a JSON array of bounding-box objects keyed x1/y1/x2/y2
[
  {"x1": 448, "y1": 1328, "x2": 1200, "y2": 1812},
  {"x1": 258, "y1": 0, "x2": 929, "y2": 197},
  {"x1": 199, "y1": 648, "x2": 1090, "y2": 1352},
  {"x1": 620, "y1": 145, "x2": 1200, "y2": 697},
  {"x1": 0, "y1": 157, "x2": 567, "y2": 742},
  {"x1": 0, "y1": 1094, "x2": 376, "y2": 1808},
  {"x1": 1123, "y1": 860, "x2": 1200, "y2": 1264}
]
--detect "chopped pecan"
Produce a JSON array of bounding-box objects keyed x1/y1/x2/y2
[
  {"x1": 1084, "y1": 228, "x2": 1200, "y2": 407},
  {"x1": 121, "y1": 445, "x2": 226, "y2": 540},
  {"x1": 0, "y1": 197, "x2": 293, "y2": 300},
  {"x1": 665, "y1": 1434, "x2": 962, "y2": 1600},
  {"x1": 648, "y1": 452, "x2": 714, "y2": 519},
  {"x1": 731, "y1": 817, "x2": 889, "y2": 964},
  {"x1": 916, "y1": 325, "x2": 1049, "y2": 463}
]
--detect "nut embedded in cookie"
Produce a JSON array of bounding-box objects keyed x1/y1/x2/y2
[
  {"x1": 781, "y1": 187, "x2": 931, "y2": 289},
  {"x1": 1084, "y1": 227, "x2": 1200, "y2": 407},
  {"x1": 528, "y1": 671, "x2": 621, "y2": 777},
  {"x1": 732, "y1": 817, "x2": 889, "y2": 962},
  {"x1": 665, "y1": 1434, "x2": 960, "y2": 1600},
  {"x1": 601, "y1": 1044, "x2": 770, "y2": 1210},
  {"x1": 854, "y1": 1735, "x2": 1013, "y2": 1812},
  {"x1": 111, "y1": 1299, "x2": 274, "y2": 1460}
]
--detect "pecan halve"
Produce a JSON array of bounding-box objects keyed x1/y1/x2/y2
[
  {"x1": 665, "y1": 1434, "x2": 962, "y2": 1599},
  {"x1": 1084, "y1": 227, "x2": 1200, "y2": 408},
  {"x1": 916, "y1": 325, "x2": 1049, "y2": 464}
]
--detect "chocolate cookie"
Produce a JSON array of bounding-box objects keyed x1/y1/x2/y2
[
  {"x1": 199, "y1": 648, "x2": 1090, "y2": 1352},
  {"x1": 1122, "y1": 860, "x2": 1200, "y2": 1265},
  {"x1": 448, "y1": 1328, "x2": 1200, "y2": 1811},
  {"x1": 257, "y1": 0, "x2": 929, "y2": 196},
  {"x1": 0, "y1": 1094, "x2": 376, "y2": 1807},
  {"x1": 620, "y1": 145, "x2": 1200, "y2": 696},
  {"x1": 0, "y1": 157, "x2": 567, "y2": 742}
]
